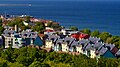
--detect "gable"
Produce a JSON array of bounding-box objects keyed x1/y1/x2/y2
[
  {"x1": 34, "y1": 36, "x2": 43, "y2": 46},
  {"x1": 103, "y1": 50, "x2": 115, "y2": 58}
]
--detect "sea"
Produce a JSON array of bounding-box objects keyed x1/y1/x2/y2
[{"x1": 0, "y1": 1, "x2": 120, "y2": 36}]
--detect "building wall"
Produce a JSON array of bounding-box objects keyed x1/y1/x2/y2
[
  {"x1": 34, "y1": 36, "x2": 43, "y2": 46},
  {"x1": 45, "y1": 40, "x2": 54, "y2": 48},
  {"x1": 12, "y1": 37, "x2": 23, "y2": 48},
  {"x1": 76, "y1": 45, "x2": 83, "y2": 53},
  {"x1": 90, "y1": 49, "x2": 96, "y2": 58},
  {"x1": 62, "y1": 42, "x2": 69, "y2": 52},
  {"x1": 4, "y1": 36, "x2": 14, "y2": 48},
  {"x1": 103, "y1": 50, "x2": 115, "y2": 58}
]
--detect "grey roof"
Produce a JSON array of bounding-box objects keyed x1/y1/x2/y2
[
  {"x1": 3, "y1": 30, "x2": 16, "y2": 36},
  {"x1": 78, "y1": 39, "x2": 90, "y2": 47},
  {"x1": 47, "y1": 34, "x2": 60, "y2": 42},
  {"x1": 115, "y1": 49, "x2": 120, "y2": 56},
  {"x1": 98, "y1": 46, "x2": 108, "y2": 55},
  {"x1": 21, "y1": 30, "x2": 38, "y2": 38},
  {"x1": 93, "y1": 42, "x2": 103, "y2": 49},
  {"x1": 78, "y1": 39, "x2": 89, "y2": 44},
  {"x1": 64, "y1": 37, "x2": 75, "y2": 45},
  {"x1": 105, "y1": 44, "x2": 115, "y2": 51},
  {"x1": 89, "y1": 37, "x2": 101, "y2": 43},
  {"x1": 84, "y1": 44, "x2": 93, "y2": 51},
  {"x1": 71, "y1": 41, "x2": 79, "y2": 47},
  {"x1": 55, "y1": 39, "x2": 64, "y2": 45}
]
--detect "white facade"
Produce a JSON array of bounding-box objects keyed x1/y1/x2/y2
[
  {"x1": 62, "y1": 42, "x2": 69, "y2": 52},
  {"x1": 90, "y1": 49, "x2": 96, "y2": 58},
  {"x1": 76, "y1": 45, "x2": 83, "y2": 53},
  {"x1": 45, "y1": 40, "x2": 54, "y2": 48}
]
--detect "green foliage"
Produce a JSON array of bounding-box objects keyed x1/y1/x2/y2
[
  {"x1": 29, "y1": 61, "x2": 50, "y2": 67},
  {"x1": 9, "y1": 62, "x2": 25, "y2": 67},
  {"x1": 81, "y1": 28, "x2": 91, "y2": 35},
  {"x1": 91, "y1": 30, "x2": 100, "y2": 37},
  {"x1": 47, "y1": 22, "x2": 62, "y2": 30},
  {"x1": 7, "y1": 17, "x2": 24, "y2": 27},
  {"x1": 0, "y1": 47, "x2": 120, "y2": 67},
  {"x1": 0, "y1": 18, "x2": 2, "y2": 26},
  {"x1": 0, "y1": 57, "x2": 9, "y2": 67},
  {"x1": 69, "y1": 26, "x2": 78, "y2": 31},
  {"x1": 0, "y1": 18, "x2": 4, "y2": 35},
  {"x1": 25, "y1": 16, "x2": 31, "y2": 22},
  {"x1": 32, "y1": 22, "x2": 45, "y2": 33},
  {"x1": 99, "y1": 32, "x2": 112, "y2": 42},
  {"x1": 0, "y1": 26, "x2": 4, "y2": 35}
]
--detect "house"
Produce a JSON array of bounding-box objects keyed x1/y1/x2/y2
[
  {"x1": 21, "y1": 29, "x2": 43, "y2": 47},
  {"x1": 44, "y1": 29, "x2": 55, "y2": 35},
  {"x1": 2, "y1": 29, "x2": 16, "y2": 48},
  {"x1": 76, "y1": 44, "x2": 83, "y2": 53},
  {"x1": 79, "y1": 33, "x2": 90, "y2": 39},
  {"x1": 115, "y1": 49, "x2": 120, "y2": 58},
  {"x1": 89, "y1": 37, "x2": 102, "y2": 43},
  {"x1": 61, "y1": 42, "x2": 69, "y2": 52},
  {"x1": 61, "y1": 28, "x2": 78, "y2": 35},
  {"x1": 90, "y1": 49, "x2": 96, "y2": 58},
  {"x1": 45, "y1": 34, "x2": 59, "y2": 49},
  {"x1": 70, "y1": 41, "x2": 79, "y2": 52},
  {"x1": 105, "y1": 44, "x2": 118, "y2": 55},
  {"x1": 54, "y1": 39, "x2": 63, "y2": 51},
  {"x1": 71, "y1": 33, "x2": 90, "y2": 40},
  {"x1": 0, "y1": 36, "x2": 3, "y2": 47},
  {"x1": 97, "y1": 46, "x2": 115, "y2": 58}
]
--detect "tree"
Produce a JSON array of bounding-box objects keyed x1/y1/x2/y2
[
  {"x1": 69, "y1": 26, "x2": 78, "y2": 31},
  {"x1": 99, "y1": 32, "x2": 112, "y2": 42},
  {"x1": 32, "y1": 22, "x2": 45, "y2": 33},
  {"x1": 0, "y1": 57, "x2": 9, "y2": 67},
  {"x1": 91, "y1": 30, "x2": 100, "y2": 37},
  {"x1": 81, "y1": 28, "x2": 91, "y2": 35},
  {"x1": 29, "y1": 61, "x2": 50, "y2": 67},
  {"x1": 0, "y1": 26, "x2": 4, "y2": 35},
  {"x1": 0, "y1": 18, "x2": 2, "y2": 26},
  {"x1": 9, "y1": 62, "x2": 25, "y2": 67}
]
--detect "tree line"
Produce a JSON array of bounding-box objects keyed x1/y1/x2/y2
[{"x1": 0, "y1": 47, "x2": 120, "y2": 67}]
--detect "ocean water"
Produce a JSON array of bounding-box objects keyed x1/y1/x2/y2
[{"x1": 0, "y1": 1, "x2": 120, "y2": 35}]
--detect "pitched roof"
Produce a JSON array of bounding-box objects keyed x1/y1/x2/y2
[
  {"x1": 47, "y1": 34, "x2": 60, "y2": 42},
  {"x1": 71, "y1": 41, "x2": 79, "y2": 47},
  {"x1": 98, "y1": 46, "x2": 108, "y2": 55},
  {"x1": 105, "y1": 44, "x2": 115, "y2": 51},
  {"x1": 115, "y1": 49, "x2": 120, "y2": 56},
  {"x1": 3, "y1": 30, "x2": 16, "y2": 36},
  {"x1": 89, "y1": 37, "x2": 101, "y2": 43},
  {"x1": 21, "y1": 30, "x2": 38, "y2": 38},
  {"x1": 94, "y1": 42, "x2": 103, "y2": 49},
  {"x1": 55, "y1": 39, "x2": 64, "y2": 45},
  {"x1": 64, "y1": 37, "x2": 75, "y2": 45}
]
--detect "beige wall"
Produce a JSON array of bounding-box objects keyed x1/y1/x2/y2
[
  {"x1": 45, "y1": 40, "x2": 54, "y2": 48},
  {"x1": 90, "y1": 49, "x2": 96, "y2": 58},
  {"x1": 62, "y1": 42, "x2": 69, "y2": 52},
  {"x1": 76, "y1": 45, "x2": 83, "y2": 53}
]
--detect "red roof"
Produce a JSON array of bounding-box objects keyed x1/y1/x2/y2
[
  {"x1": 71, "y1": 33, "x2": 79, "y2": 40},
  {"x1": 79, "y1": 33, "x2": 90, "y2": 39},
  {"x1": 45, "y1": 29, "x2": 54, "y2": 32},
  {"x1": 71, "y1": 33, "x2": 90, "y2": 40}
]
